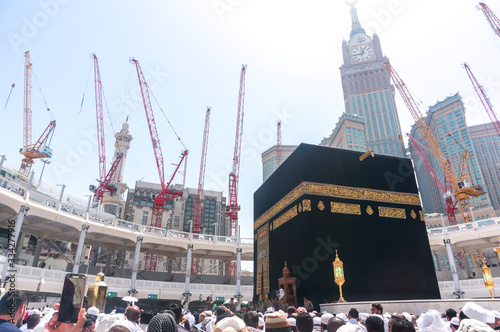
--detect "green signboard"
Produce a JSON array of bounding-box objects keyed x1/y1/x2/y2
[
  {"x1": 216, "y1": 297, "x2": 224, "y2": 302},
  {"x1": 107, "y1": 292, "x2": 117, "y2": 298},
  {"x1": 148, "y1": 294, "x2": 158, "y2": 300}
]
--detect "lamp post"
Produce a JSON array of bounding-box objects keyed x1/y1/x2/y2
[
  {"x1": 56, "y1": 184, "x2": 66, "y2": 208},
  {"x1": 332, "y1": 250, "x2": 346, "y2": 303},
  {"x1": 480, "y1": 256, "x2": 494, "y2": 299}
]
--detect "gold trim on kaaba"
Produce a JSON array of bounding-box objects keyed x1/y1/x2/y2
[
  {"x1": 411, "y1": 210, "x2": 417, "y2": 219},
  {"x1": 318, "y1": 201, "x2": 325, "y2": 211},
  {"x1": 331, "y1": 202, "x2": 361, "y2": 215},
  {"x1": 378, "y1": 206, "x2": 406, "y2": 219},
  {"x1": 254, "y1": 182, "x2": 421, "y2": 229},
  {"x1": 256, "y1": 225, "x2": 270, "y2": 295},
  {"x1": 298, "y1": 203, "x2": 303, "y2": 213},
  {"x1": 302, "y1": 199, "x2": 311, "y2": 211},
  {"x1": 272, "y1": 205, "x2": 298, "y2": 230},
  {"x1": 419, "y1": 210, "x2": 424, "y2": 221},
  {"x1": 366, "y1": 205, "x2": 374, "y2": 215}
]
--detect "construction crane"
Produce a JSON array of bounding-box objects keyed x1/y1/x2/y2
[
  {"x1": 191, "y1": 108, "x2": 211, "y2": 275},
  {"x1": 226, "y1": 65, "x2": 246, "y2": 277},
  {"x1": 19, "y1": 51, "x2": 56, "y2": 176},
  {"x1": 226, "y1": 65, "x2": 247, "y2": 239},
  {"x1": 88, "y1": 54, "x2": 124, "y2": 204},
  {"x1": 407, "y1": 133, "x2": 458, "y2": 225},
  {"x1": 384, "y1": 62, "x2": 483, "y2": 223},
  {"x1": 130, "y1": 58, "x2": 188, "y2": 271},
  {"x1": 477, "y1": 3, "x2": 500, "y2": 38},
  {"x1": 277, "y1": 121, "x2": 282, "y2": 167},
  {"x1": 463, "y1": 63, "x2": 500, "y2": 137}
]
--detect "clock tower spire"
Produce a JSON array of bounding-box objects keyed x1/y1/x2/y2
[
  {"x1": 321, "y1": 0, "x2": 406, "y2": 159},
  {"x1": 348, "y1": 0, "x2": 366, "y2": 38}
]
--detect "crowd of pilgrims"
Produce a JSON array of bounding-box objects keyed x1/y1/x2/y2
[{"x1": 1, "y1": 291, "x2": 499, "y2": 332}]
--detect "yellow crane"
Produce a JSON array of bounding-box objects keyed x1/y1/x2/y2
[{"x1": 384, "y1": 63, "x2": 484, "y2": 223}]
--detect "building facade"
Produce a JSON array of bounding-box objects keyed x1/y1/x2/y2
[
  {"x1": 327, "y1": 2, "x2": 405, "y2": 157},
  {"x1": 123, "y1": 181, "x2": 228, "y2": 274},
  {"x1": 469, "y1": 122, "x2": 500, "y2": 214},
  {"x1": 261, "y1": 145, "x2": 297, "y2": 182},
  {"x1": 409, "y1": 93, "x2": 496, "y2": 222},
  {"x1": 320, "y1": 113, "x2": 366, "y2": 151}
]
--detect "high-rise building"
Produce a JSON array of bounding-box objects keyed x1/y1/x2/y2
[
  {"x1": 409, "y1": 93, "x2": 496, "y2": 221},
  {"x1": 123, "y1": 181, "x2": 227, "y2": 274},
  {"x1": 320, "y1": 113, "x2": 366, "y2": 151},
  {"x1": 322, "y1": 2, "x2": 405, "y2": 157},
  {"x1": 469, "y1": 122, "x2": 500, "y2": 214},
  {"x1": 261, "y1": 145, "x2": 297, "y2": 182},
  {"x1": 102, "y1": 121, "x2": 133, "y2": 218}
]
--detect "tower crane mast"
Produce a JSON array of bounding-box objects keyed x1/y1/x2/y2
[
  {"x1": 407, "y1": 133, "x2": 457, "y2": 225},
  {"x1": 277, "y1": 121, "x2": 282, "y2": 167},
  {"x1": 463, "y1": 63, "x2": 500, "y2": 137},
  {"x1": 384, "y1": 62, "x2": 479, "y2": 223},
  {"x1": 93, "y1": 54, "x2": 106, "y2": 185},
  {"x1": 19, "y1": 51, "x2": 56, "y2": 176},
  {"x1": 193, "y1": 108, "x2": 211, "y2": 235},
  {"x1": 131, "y1": 58, "x2": 187, "y2": 271},
  {"x1": 191, "y1": 108, "x2": 211, "y2": 275},
  {"x1": 23, "y1": 51, "x2": 32, "y2": 151},
  {"x1": 227, "y1": 65, "x2": 247, "y2": 237},
  {"x1": 477, "y1": 3, "x2": 500, "y2": 38}
]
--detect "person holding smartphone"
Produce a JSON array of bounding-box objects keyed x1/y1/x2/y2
[{"x1": 0, "y1": 290, "x2": 28, "y2": 331}]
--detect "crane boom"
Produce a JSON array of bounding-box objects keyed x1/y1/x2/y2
[
  {"x1": 478, "y1": 3, "x2": 500, "y2": 38},
  {"x1": 463, "y1": 63, "x2": 500, "y2": 137},
  {"x1": 227, "y1": 65, "x2": 247, "y2": 237},
  {"x1": 131, "y1": 57, "x2": 187, "y2": 271},
  {"x1": 407, "y1": 133, "x2": 457, "y2": 225},
  {"x1": 383, "y1": 62, "x2": 474, "y2": 222},
  {"x1": 20, "y1": 121, "x2": 56, "y2": 176},
  {"x1": 277, "y1": 121, "x2": 282, "y2": 167},
  {"x1": 92, "y1": 54, "x2": 107, "y2": 184},
  {"x1": 130, "y1": 58, "x2": 165, "y2": 190}
]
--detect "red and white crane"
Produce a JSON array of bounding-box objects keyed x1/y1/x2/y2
[
  {"x1": 90, "y1": 54, "x2": 124, "y2": 204},
  {"x1": 227, "y1": 65, "x2": 247, "y2": 238},
  {"x1": 407, "y1": 133, "x2": 457, "y2": 225},
  {"x1": 463, "y1": 63, "x2": 500, "y2": 137},
  {"x1": 277, "y1": 121, "x2": 282, "y2": 167},
  {"x1": 191, "y1": 107, "x2": 211, "y2": 274},
  {"x1": 130, "y1": 58, "x2": 188, "y2": 271},
  {"x1": 477, "y1": 3, "x2": 500, "y2": 39}
]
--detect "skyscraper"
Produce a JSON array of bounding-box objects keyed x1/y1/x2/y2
[
  {"x1": 409, "y1": 93, "x2": 496, "y2": 222},
  {"x1": 469, "y1": 122, "x2": 500, "y2": 214},
  {"x1": 261, "y1": 145, "x2": 297, "y2": 182},
  {"x1": 322, "y1": 1, "x2": 405, "y2": 157}
]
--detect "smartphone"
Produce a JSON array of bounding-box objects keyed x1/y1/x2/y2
[{"x1": 58, "y1": 273, "x2": 87, "y2": 323}]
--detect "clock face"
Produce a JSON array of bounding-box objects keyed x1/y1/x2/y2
[{"x1": 351, "y1": 45, "x2": 374, "y2": 62}]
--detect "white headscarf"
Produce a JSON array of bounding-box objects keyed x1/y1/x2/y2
[{"x1": 417, "y1": 310, "x2": 449, "y2": 332}]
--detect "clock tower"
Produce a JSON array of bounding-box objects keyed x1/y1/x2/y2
[{"x1": 338, "y1": 0, "x2": 405, "y2": 158}]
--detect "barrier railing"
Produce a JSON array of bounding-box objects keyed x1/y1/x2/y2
[{"x1": 0, "y1": 163, "x2": 253, "y2": 246}]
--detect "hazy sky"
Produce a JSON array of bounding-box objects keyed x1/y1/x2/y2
[{"x1": 2, "y1": 0, "x2": 500, "y2": 244}]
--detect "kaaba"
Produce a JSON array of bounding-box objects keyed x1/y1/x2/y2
[{"x1": 253, "y1": 144, "x2": 440, "y2": 307}]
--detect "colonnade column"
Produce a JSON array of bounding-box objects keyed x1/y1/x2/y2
[
  {"x1": 32, "y1": 237, "x2": 45, "y2": 267},
  {"x1": 444, "y1": 239, "x2": 464, "y2": 298},
  {"x1": 182, "y1": 244, "x2": 193, "y2": 307},
  {"x1": 130, "y1": 237, "x2": 143, "y2": 295},
  {"x1": 235, "y1": 248, "x2": 243, "y2": 310},
  {"x1": 72, "y1": 225, "x2": 89, "y2": 273}
]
